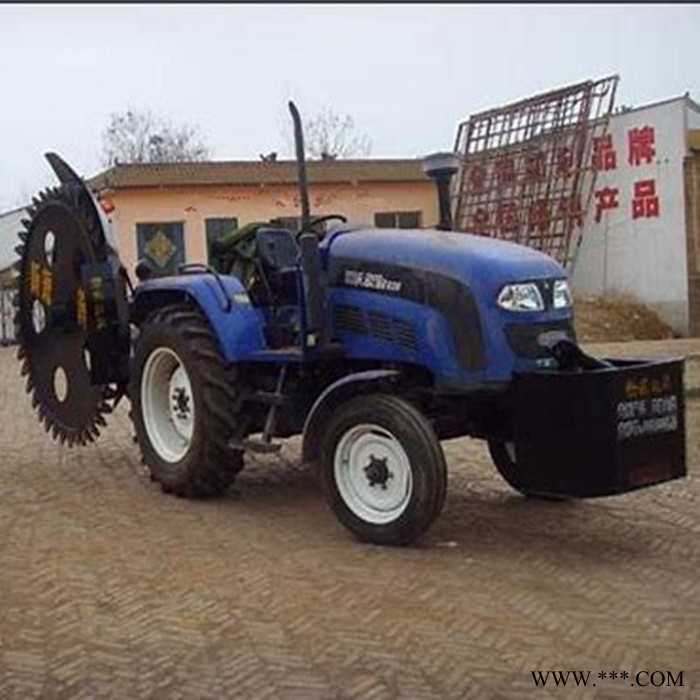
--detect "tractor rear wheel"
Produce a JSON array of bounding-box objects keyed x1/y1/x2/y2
[
  {"x1": 319, "y1": 394, "x2": 447, "y2": 546},
  {"x1": 131, "y1": 304, "x2": 244, "y2": 498}
]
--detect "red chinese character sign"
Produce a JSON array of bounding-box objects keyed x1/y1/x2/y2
[
  {"x1": 594, "y1": 187, "x2": 620, "y2": 223},
  {"x1": 632, "y1": 180, "x2": 660, "y2": 219},
  {"x1": 471, "y1": 207, "x2": 490, "y2": 233},
  {"x1": 496, "y1": 202, "x2": 519, "y2": 235},
  {"x1": 628, "y1": 126, "x2": 656, "y2": 166},
  {"x1": 494, "y1": 157, "x2": 517, "y2": 186},
  {"x1": 468, "y1": 164, "x2": 488, "y2": 193},
  {"x1": 528, "y1": 199, "x2": 551, "y2": 233},
  {"x1": 592, "y1": 135, "x2": 617, "y2": 171},
  {"x1": 556, "y1": 147, "x2": 574, "y2": 178},
  {"x1": 452, "y1": 75, "x2": 619, "y2": 267},
  {"x1": 524, "y1": 151, "x2": 546, "y2": 182},
  {"x1": 587, "y1": 125, "x2": 662, "y2": 228},
  {"x1": 558, "y1": 195, "x2": 583, "y2": 228}
]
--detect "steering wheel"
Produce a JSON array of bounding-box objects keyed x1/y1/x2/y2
[
  {"x1": 298, "y1": 214, "x2": 347, "y2": 239},
  {"x1": 309, "y1": 214, "x2": 347, "y2": 228}
]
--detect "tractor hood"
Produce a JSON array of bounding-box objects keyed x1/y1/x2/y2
[
  {"x1": 321, "y1": 227, "x2": 573, "y2": 385},
  {"x1": 322, "y1": 227, "x2": 566, "y2": 299}
]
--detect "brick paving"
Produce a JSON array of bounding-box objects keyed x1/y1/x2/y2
[{"x1": 0, "y1": 340, "x2": 698, "y2": 699}]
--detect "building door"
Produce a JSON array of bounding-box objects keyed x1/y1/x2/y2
[{"x1": 136, "y1": 222, "x2": 185, "y2": 277}]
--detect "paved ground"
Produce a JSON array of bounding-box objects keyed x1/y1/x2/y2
[{"x1": 0, "y1": 340, "x2": 698, "y2": 699}]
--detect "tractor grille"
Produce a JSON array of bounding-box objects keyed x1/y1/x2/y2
[
  {"x1": 333, "y1": 304, "x2": 417, "y2": 351},
  {"x1": 504, "y1": 320, "x2": 576, "y2": 359}
]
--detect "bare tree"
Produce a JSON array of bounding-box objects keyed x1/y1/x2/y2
[
  {"x1": 302, "y1": 107, "x2": 372, "y2": 160},
  {"x1": 101, "y1": 110, "x2": 211, "y2": 166}
]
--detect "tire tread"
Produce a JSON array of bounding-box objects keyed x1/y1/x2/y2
[
  {"x1": 320, "y1": 393, "x2": 447, "y2": 545},
  {"x1": 131, "y1": 304, "x2": 244, "y2": 498}
]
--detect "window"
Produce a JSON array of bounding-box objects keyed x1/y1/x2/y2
[
  {"x1": 273, "y1": 216, "x2": 301, "y2": 232},
  {"x1": 206, "y1": 217, "x2": 238, "y2": 267},
  {"x1": 136, "y1": 222, "x2": 185, "y2": 277},
  {"x1": 374, "y1": 211, "x2": 422, "y2": 229}
]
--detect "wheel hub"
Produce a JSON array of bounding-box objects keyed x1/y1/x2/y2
[
  {"x1": 141, "y1": 348, "x2": 195, "y2": 463},
  {"x1": 172, "y1": 387, "x2": 190, "y2": 419},
  {"x1": 364, "y1": 455, "x2": 394, "y2": 489},
  {"x1": 333, "y1": 423, "x2": 412, "y2": 525}
]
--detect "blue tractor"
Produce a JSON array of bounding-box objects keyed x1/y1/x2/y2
[{"x1": 15, "y1": 104, "x2": 687, "y2": 545}]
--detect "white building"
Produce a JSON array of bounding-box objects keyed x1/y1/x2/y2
[
  {"x1": 572, "y1": 95, "x2": 700, "y2": 335},
  {"x1": 0, "y1": 206, "x2": 26, "y2": 344},
  {"x1": 0, "y1": 206, "x2": 25, "y2": 274}
]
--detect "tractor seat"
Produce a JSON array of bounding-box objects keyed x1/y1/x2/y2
[
  {"x1": 254, "y1": 228, "x2": 300, "y2": 303},
  {"x1": 255, "y1": 228, "x2": 299, "y2": 269}
]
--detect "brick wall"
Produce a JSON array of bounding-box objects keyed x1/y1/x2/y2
[{"x1": 684, "y1": 156, "x2": 700, "y2": 336}]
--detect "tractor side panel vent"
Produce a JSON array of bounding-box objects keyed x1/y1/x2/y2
[
  {"x1": 368, "y1": 310, "x2": 418, "y2": 351},
  {"x1": 368, "y1": 311, "x2": 394, "y2": 342},
  {"x1": 393, "y1": 318, "x2": 418, "y2": 351},
  {"x1": 334, "y1": 304, "x2": 417, "y2": 352},
  {"x1": 334, "y1": 304, "x2": 368, "y2": 335}
]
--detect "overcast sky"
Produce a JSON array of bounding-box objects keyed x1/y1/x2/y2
[{"x1": 0, "y1": 3, "x2": 698, "y2": 210}]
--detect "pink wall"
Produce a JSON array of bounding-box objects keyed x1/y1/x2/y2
[{"x1": 105, "y1": 180, "x2": 438, "y2": 276}]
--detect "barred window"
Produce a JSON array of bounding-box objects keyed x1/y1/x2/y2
[{"x1": 374, "y1": 211, "x2": 422, "y2": 229}]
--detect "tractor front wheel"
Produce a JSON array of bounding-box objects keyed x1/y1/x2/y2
[
  {"x1": 131, "y1": 305, "x2": 244, "y2": 498},
  {"x1": 487, "y1": 440, "x2": 569, "y2": 500},
  {"x1": 319, "y1": 394, "x2": 447, "y2": 545}
]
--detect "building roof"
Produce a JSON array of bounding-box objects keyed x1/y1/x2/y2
[
  {"x1": 88, "y1": 158, "x2": 430, "y2": 191},
  {"x1": 609, "y1": 93, "x2": 693, "y2": 117}
]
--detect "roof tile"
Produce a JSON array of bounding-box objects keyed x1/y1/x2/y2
[{"x1": 89, "y1": 159, "x2": 430, "y2": 190}]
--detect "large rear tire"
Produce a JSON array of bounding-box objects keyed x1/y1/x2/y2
[
  {"x1": 131, "y1": 304, "x2": 244, "y2": 498},
  {"x1": 319, "y1": 394, "x2": 447, "y2": 546}
]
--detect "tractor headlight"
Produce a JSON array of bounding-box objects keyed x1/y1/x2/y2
[
  {"x1": 497, "y1": 283, "x2": 544, "y2": 312},
  {"x1": 552, "y1": 279, "x2": 573, "y2": 309}
]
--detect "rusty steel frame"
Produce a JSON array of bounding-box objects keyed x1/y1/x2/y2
[{"x1": 452, "y1": 75, "x2": 619, "y2": 268}]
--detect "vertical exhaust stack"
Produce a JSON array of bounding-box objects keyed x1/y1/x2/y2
[
  {"x1": 288, "y1": 101, "x2": 325, "y2": 346},
  {"x1": 288, "y1": 101, "x2": 312, "y2": 233},
  {"x1": 422, "y1": 152, "x2": 460, "y2": 231}
]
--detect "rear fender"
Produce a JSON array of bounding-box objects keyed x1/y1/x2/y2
[
  {"x1": 302, "y1": 369, "x2": 400, "y2": 464},
  {"x1": 131, "y1": 274, "x2": 267, "y2": 362}
]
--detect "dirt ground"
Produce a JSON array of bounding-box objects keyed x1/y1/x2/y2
[
  {"x1": 0, "y1": 340, "x2": 698, "y2": 699},
  {"x1": 574, "y1": 296, "x2": 677, "y2": 343}
]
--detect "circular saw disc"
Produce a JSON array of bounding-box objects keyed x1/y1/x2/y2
[{"x1": 15, "y1": 187, "x2": 112, "y2": 445}]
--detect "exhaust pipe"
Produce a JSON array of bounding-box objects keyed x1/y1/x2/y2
[
  {"x1": 422, "y1": 152, "x2": 460, "y2": 231},
  {"x1": 288, "y1": 101, "x2": 311, "y2": 232},
  {"x1": 288, "y1": 101, "x2": 325, "y2": 344}
]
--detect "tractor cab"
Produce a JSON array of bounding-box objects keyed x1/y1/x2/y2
[
  {"x1": 203, "y1": 216, "x2": 345, "y2": 353},
  {"x1": 253, "y1": 227, "x2": 301, "y2": 307},
  {"x1": 206, "y1": 223, "x2": 304, "y2": 348}
]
